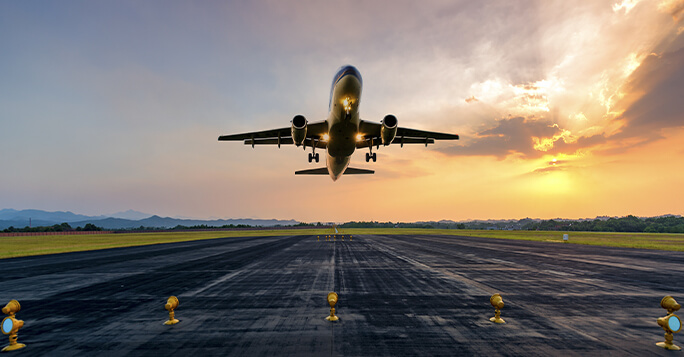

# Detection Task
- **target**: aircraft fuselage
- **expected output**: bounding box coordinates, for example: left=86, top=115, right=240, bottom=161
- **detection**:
left=325, top=65, right=363, bottom=181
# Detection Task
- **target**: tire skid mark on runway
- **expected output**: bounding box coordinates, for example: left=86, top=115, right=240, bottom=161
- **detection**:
left=362, top=234, right=684, bottom=354
left=386, top=234, right=676, bottom=294
left=0, top=236, right=262, bottom=282
left=365, top=236, right=611, bottom=349
left=333, top=236, right=486, bottom=356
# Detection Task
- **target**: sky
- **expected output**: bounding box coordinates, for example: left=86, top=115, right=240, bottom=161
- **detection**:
left=1, top=0, right=683, bottom=222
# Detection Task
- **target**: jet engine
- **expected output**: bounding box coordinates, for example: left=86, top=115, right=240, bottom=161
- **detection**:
left=291, top=115, right=307, bottom=146
left=381, top=114, right=398, bottom=146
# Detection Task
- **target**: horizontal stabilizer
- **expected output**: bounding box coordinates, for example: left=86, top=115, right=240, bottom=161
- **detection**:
left=344, top=167, right=374, bottom=174
left=295, top=167, right=375, bottom=175
left=295, top=167, right=329, bottom=175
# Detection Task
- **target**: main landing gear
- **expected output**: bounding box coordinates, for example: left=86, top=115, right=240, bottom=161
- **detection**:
left=308, top=152, right=320, bottom=163
left=365, top=152, right=376, bottom=162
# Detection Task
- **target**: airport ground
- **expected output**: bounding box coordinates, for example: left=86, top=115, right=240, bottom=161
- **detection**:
left=2, top=228, right=683, bottom=260
left=0, top=233, right=683, bottom=356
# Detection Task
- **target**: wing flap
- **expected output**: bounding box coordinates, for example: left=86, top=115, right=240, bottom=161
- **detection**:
left=219, top=127, right=290, bottom=141
left=357, top=119, right=459, bottom=148
left=356, top=137, right=435, bottom=148
left=243, top=137, right=295, bottom=145
left=219, top=120, right=329, bottom=141
left=396, top=127, right=459, bottom=140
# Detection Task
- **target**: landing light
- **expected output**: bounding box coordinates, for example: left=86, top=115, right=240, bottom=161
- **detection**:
left=343, top=97, right=352, bottom=113
left=322, top=134, right=330, bottom=142
left=356, top=134, right=364, bottom=142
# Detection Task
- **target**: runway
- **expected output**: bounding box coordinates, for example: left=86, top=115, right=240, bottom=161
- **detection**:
left=1, top=234, right=683, bottom=356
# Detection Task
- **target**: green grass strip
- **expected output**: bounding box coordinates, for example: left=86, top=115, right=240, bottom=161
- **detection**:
left=1, top=228, right=683, bottom=259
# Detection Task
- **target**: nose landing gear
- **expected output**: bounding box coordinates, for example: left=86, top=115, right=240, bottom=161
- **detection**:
left=308, top=153, right=320, bottom=163
left=365, top=152, right=376, bottom=162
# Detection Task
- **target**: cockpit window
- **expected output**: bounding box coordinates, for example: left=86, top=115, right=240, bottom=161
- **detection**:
left=329, top=65, right=362, bottom=111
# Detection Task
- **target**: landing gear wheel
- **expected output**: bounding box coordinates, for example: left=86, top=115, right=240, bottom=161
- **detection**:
left=315, top=153, right=320, bottom=163
left=365, top=153, right=370, bottom=162
left=308, top=153, right=313, bottom=163
left=372, top=153, right=377, bottom=162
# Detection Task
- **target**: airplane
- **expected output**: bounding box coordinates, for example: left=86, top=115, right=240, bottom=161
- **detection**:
left=218, top=65, right=459, bottom=181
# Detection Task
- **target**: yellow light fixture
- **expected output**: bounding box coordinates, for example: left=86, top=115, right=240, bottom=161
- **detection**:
left=326, top=292, right=339, bottom=322
left=356, top=134, right=364, bottom=142
left=322, top=134, right=330, bottom=141
left=164, top=296, right=180, bottom=325
left=489, top=293, right=506, bottom=324
left=1, top=300, right=25, bottom=352
left=657, top=295, right=682, bottom=350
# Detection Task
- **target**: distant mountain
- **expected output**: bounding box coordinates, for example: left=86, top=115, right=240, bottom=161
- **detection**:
left=0, top=209, right=299, bottom=230
left=0, top=209, right=105, bottom=224
left=69, top=216, right=300, bottom=229
left=107, top=210, right=152, bottom=220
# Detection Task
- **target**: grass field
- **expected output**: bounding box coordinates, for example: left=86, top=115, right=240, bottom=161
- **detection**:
left=1, top=228, right=683, bottom=259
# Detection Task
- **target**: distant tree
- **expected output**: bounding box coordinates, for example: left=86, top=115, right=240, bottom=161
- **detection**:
left=82, top=223, right=102, bottom=231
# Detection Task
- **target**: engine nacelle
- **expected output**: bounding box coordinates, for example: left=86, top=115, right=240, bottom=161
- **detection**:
left=291, top=115, right=307, bottom=146
left=381, top=114, right=398, bottom=146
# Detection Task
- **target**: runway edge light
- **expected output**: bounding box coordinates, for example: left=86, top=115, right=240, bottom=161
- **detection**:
left=1, top=300, right=26, bottom=352
left=656, top=295, right=681, bottom=350
left=326, top=292, right=339, bottom=322
left=489, top=294, right=506, bottom=324
left=164, top=296, right=180, bottom=325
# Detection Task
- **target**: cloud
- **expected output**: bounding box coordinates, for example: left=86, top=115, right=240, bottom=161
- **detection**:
left=439, top=116, right=565, bottom=159
left=610, top=34, right=684, bottom=141
left=613, top=0, right=643, bottom=14
left=659, top=0, right=684, bottom=20
left=532, top=165, right=567, bottom=174
left=465, top=96, right=479, bottom=103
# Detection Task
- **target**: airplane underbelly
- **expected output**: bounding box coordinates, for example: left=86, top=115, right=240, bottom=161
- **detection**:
left=326, top=153, right=350, bottom=181
left=327, top=121, right=356, bottom=157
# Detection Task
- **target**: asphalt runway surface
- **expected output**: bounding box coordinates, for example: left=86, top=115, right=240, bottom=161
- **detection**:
left=1, top=234, right=683, bottom=356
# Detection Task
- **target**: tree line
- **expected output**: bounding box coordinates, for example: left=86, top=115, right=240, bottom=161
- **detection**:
left=3, top=215, right=683, bottom=234
left=523, top=215, right=684, bottom=233
left=2, top=222, right=102, bottom=233
left=340, top=215, right=684, bottom=233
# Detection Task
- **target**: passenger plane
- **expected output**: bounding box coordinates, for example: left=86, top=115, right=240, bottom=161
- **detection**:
left=218, top=65, right=459, bottom=181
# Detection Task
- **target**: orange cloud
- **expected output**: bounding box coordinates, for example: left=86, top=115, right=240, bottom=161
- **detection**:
left=658, top=0, right=684, bottom=20
left=465, top=96, right=479, bottom=103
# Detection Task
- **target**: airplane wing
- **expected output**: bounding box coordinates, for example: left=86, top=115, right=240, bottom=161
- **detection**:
left=357, top=120, right=458, bottom=148
left=218, top=121, right=329, bottom=146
